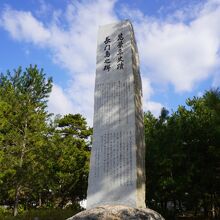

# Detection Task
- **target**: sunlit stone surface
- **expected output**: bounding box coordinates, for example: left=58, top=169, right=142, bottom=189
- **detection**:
left=87, top=20, right=146, bottom=209
left=67, top=205, right=165, bottom=220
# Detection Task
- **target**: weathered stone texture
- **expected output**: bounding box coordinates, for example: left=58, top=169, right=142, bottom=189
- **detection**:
left=66, top=205, right=165, bottom=220
left=86, top=20, right=146, bottom=209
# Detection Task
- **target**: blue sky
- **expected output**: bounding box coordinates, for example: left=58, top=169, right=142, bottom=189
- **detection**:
left=0, top=0, right=219, bottom=125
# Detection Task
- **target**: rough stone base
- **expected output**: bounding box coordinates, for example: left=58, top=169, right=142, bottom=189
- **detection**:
left=66, top=205, right=165, bottom=220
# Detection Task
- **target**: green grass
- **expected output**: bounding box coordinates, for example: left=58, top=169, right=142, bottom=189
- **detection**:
left=0, top=209, right=79, bottom=220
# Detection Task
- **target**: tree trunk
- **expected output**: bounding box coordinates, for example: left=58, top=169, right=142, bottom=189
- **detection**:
left=211, top=193, right=216, bottom=219
left=13, top=119, right=27, bottom=216
left=13, top=185, right=20, bottom=216
left=178, top=200, right=183, bottom=212
left=203, top=197, right=208, bottom=217
left=38, top=193, right=42, bottom=207
left=194, top=204, right=198, bottom=217
left=173, top=198, right=176, bottom=213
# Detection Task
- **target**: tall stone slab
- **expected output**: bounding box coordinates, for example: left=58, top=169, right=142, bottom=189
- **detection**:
left=87, top=20, right=145, bottom=209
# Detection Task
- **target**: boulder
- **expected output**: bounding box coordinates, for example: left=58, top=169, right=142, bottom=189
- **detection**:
left=66, top=205, right=165, bottom=220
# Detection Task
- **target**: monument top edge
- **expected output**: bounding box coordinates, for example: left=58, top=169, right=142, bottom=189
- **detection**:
left=98, top=19, right=133, bottom=29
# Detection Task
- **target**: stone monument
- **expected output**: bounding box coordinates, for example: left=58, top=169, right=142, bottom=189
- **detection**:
left=67, top=20, right=164, bottom=220
left=87, top=20, right=145, bottom=209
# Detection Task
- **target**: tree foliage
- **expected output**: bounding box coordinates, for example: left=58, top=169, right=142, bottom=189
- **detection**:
left=0, top=65, right=219, bottom=219
left=145, top=89, right=220, bottom=219
left=0, top=66, right=92, bottom=216
left=0, top=65, right=52, bottom=215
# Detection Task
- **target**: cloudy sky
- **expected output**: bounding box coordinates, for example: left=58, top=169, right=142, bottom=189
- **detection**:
left=0, top=0, right=219, bottom=125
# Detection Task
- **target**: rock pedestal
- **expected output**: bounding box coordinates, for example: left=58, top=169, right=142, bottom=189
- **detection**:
left=66, top=205, right=165, bottom=220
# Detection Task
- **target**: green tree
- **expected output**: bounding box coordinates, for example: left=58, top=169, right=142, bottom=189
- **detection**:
left=47, top=114, right=92, bottom=208
left=0, top=65, right=52, bottom=216
left=184, top=89, right=220, bottom=217
left=145, top=89, right=220, bottom=219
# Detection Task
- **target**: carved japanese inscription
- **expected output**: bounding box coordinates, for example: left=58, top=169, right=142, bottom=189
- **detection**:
left=87, top=20, right=145, bottom=209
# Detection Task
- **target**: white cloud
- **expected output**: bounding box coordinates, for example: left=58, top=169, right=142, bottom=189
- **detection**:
left=141, top=76, right=162, bottom=116
left=0, top=0, right=118, bottom=124
left=123, top=0, right=220, bottom=92
left=144, top=101, right=163, bottom=117
left=48, top=84, right=75, bottom=116
left=212, top=72, right=220, bottom=88
left=35, top=0, right=52, bottom=17
left=35, top=0, right=118, bottom=74
left=48, top=80, right=95, bottom=125
left=2, top=0, right=219, bottom=122
left=66, top=73, right=96, bottom=125
left=0, top=6, right=50, bottom=44
left=142, top=76, right=153, bottom=100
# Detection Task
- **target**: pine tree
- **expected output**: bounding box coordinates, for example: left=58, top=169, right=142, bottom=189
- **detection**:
left=0, top=65, right=52, bottom=216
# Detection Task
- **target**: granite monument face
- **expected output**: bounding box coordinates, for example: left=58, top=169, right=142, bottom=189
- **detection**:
left=87, top=20, right=145, bottom=209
